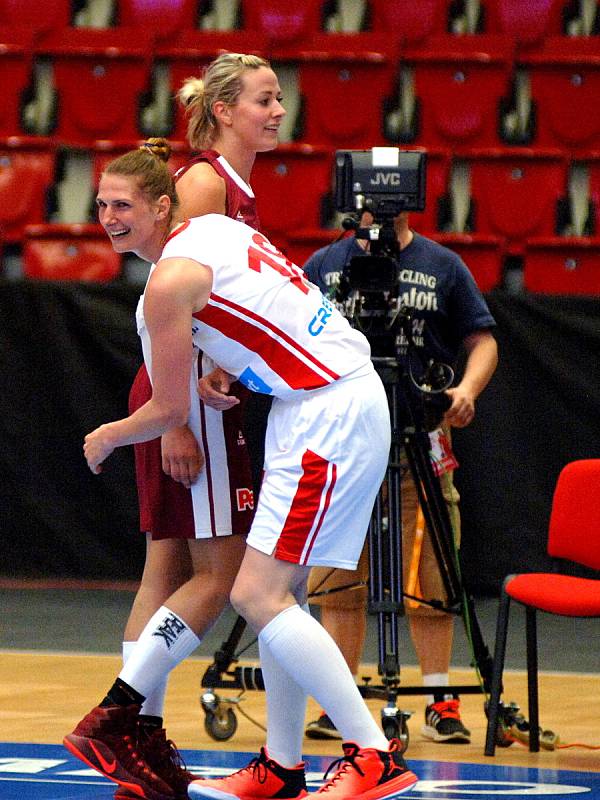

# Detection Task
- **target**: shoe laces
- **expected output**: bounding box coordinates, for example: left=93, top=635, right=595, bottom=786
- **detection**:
left=430, top=700, right=460, bottom=720
left=230, top=749, right=272, bottom=786
left=320, top=743, right=365, bottom=791
left=141, top=728, right=190, bottom=781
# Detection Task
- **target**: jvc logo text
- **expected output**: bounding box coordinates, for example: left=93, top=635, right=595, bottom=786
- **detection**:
left=370, top=172, right=401, bottom=186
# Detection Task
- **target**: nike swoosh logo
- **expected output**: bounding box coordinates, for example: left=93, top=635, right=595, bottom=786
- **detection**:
left=89, top=740, right=118, bottom=774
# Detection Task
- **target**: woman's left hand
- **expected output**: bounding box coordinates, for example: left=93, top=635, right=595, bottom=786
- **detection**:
left=84, top=424, right=116, bottom=474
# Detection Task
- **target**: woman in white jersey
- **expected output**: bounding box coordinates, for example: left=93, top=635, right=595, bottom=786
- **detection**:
left=65, top=55, right=286, bottom=800
left=66, top=142, right=418, bottom=800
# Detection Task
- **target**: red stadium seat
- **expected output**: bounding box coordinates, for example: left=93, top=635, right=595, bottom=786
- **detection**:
left=408, top=147, right=452, bottom=233
left=0, top=26, right=35, bottom=138
left=522, top=236, right=600, bottom=294
left=405, top=34, right=515, bottom=148
left=482, top=0, right=564, bottom=50
left=0, top=0, right=71, bottom=42
left=22, top=223, right=122, bottom=281
left=521, top=36, right=600, bottom=152
left=251, top=143, right=334, bottom=240
left=466, top=147, right=568, bottom=254
left=157, top=30, right=268, bottom=141
left=115, top=0, right=199, bottom=44
left=584, top=151, right=600, bottom=234
left=289, top=34, right=398, bottom=147
left=0, top=136, right=56, bottom=243
left=431, top=232, right=506, bottom=292
left=240, top=0, right=323, bottom=48
left=369, top=0, right=448, bottom=47
left=38, top=28, right=154, bottom=147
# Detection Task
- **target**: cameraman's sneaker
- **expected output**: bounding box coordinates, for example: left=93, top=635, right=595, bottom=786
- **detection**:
left=188, top=747, right=307, bottom=800
left=113, top=724, right=198, bottom=799
left=63, top=704, right=175, bottom=800
left=315, top=739, right=417, bottom=800
left=422, top=699, right=471, bottom=744
left=305, top=713, right=342, bottom=741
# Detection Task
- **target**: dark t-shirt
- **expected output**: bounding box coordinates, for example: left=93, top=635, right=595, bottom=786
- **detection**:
left=303, top=230, right=496, bottom=366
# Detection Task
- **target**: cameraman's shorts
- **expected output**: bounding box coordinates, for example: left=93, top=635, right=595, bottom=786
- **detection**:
left=307, top=447, right=460, bottom=617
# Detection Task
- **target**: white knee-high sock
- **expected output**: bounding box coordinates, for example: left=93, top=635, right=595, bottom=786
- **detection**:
left=123, top=641, right=167, bottom=719
left=258, top=604, right=309, bottom=767
left=259, top=605, right=388, bottom=751
left=119, top=606, right=201, bottom=699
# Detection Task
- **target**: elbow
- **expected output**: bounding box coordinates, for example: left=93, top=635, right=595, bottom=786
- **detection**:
left=158, top=400, right=190, bottom=430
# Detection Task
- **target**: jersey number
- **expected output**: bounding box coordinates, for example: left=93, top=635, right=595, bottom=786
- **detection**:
left=248, top=232, right=310, bottom=295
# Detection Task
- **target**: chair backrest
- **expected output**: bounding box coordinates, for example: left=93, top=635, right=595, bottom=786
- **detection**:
left=548, top=459, right=600, bottom=571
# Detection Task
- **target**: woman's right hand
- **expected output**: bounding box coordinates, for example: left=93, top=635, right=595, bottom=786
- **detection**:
left=198, top=367, right=240, bottom=411
left=161, top=425, right=204, bottom=488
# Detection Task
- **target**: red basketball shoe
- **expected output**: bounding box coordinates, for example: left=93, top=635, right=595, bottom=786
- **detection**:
left=63, top=704, right=175, bottom=800
left=187, top=746, right=307, bottom=800
left=314, top=739, right=418, bottom=800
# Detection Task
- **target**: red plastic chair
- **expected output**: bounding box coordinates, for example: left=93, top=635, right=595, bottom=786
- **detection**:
left=484, top=459, right=600, bottom=756
left=251, top=143, right=334, bottom=240
left=431, top=232, right=506, bottom=292
left=466, top=147, right=568, bottom=254
left=116, top=0, right=199, bottom=44
left=0, top=136, right=56, bottom=243
left=22, top=223, right=122, bottom=281
left=521, top=36, right=600, bottom=152
left=369, top=0, right=448, bottom=47
left=240, top=0, right=323, bottom=48
left=290, top=34, right=398, bottom=147
left=0, top=0, right=71, bottom=42
left=405, top=34, right=515, bottom=148
left=482, top=0, right=564, bottom=51
left=38, top=27, right=154, bottom=147
left=522, top=236, right=600, bottom=295
left=0, top=26, right=35, bottom=137
left=407, top=147, right=452, bottom=233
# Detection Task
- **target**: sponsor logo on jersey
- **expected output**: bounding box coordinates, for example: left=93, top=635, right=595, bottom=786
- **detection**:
left=239, top=367, right=272, bottom=394
left=236, top=488, right=254, bottom=511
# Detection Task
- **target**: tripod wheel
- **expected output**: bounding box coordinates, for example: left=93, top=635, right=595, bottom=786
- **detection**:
left=383, top=716, right=410, bottom=749
left=204, top=707, right=238, bottom=741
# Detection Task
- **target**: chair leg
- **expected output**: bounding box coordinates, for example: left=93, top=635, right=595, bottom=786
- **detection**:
left=484, top=588, right=511, bottom=756
left=525, top=605, right=539, bottom=752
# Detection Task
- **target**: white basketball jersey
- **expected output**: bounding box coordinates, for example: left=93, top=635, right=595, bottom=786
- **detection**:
left=139, top=214, right=372, bottom=400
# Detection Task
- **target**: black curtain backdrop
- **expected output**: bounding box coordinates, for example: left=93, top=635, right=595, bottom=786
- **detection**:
left=1, top=280, right=599, bottom=592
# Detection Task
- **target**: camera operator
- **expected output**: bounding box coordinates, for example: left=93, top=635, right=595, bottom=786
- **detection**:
left=303, top=209, right=498, bottom=745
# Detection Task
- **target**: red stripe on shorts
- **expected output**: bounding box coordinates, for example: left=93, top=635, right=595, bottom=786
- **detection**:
left=275, top=450, right=336, bottom=564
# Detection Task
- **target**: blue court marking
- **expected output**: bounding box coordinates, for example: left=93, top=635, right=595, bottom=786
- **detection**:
left=0, top=742, right=597, bottom=799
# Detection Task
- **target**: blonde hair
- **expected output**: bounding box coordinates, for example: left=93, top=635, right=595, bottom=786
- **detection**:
left=103, top=138, right=179, bottom=224
left=177, top=52, right=271, bottom=149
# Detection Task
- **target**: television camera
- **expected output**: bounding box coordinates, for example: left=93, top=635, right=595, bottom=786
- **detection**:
left=334, top=147, right=452, bottom=428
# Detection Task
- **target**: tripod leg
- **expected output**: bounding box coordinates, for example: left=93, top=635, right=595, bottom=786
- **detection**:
left=201, top=614, right=249, bottom=688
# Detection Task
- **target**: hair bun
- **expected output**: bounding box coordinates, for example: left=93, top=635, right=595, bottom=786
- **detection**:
left=140, top=138, right=172, bottom=163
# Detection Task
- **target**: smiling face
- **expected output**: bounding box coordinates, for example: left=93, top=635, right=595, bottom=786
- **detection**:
left=96, top=173, right=169, bottom=263
left=217, top=66, right=286, bottom=153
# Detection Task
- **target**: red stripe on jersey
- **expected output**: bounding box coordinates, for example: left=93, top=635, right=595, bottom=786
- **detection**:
left=303, top=462, right=337, bottom=564
left=197, top=303, right=338, bottom=390
left=209, top=294, right=339, bottom=380
left=275, top=450, right=333, bottom=563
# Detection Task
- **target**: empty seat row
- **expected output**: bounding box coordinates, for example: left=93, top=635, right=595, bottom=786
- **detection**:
left=3, top=26, right=600, bottom=152
left=5, top=140, right=600, bottom=245
left=1, top=0, right=597, bottom=51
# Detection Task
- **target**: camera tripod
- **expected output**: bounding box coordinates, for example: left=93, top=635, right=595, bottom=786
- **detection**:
left=198, top=362, right=509, bottom=747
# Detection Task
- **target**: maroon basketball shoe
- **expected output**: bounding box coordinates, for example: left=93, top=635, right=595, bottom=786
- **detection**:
left=63, top=703, right=175, bottom=800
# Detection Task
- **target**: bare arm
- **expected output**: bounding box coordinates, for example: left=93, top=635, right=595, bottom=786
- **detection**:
left=444, top=329, right=498, bottom=428
left=158, top=162, right=228, bottom=483
left=84, top=257, right=213, bottom=473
